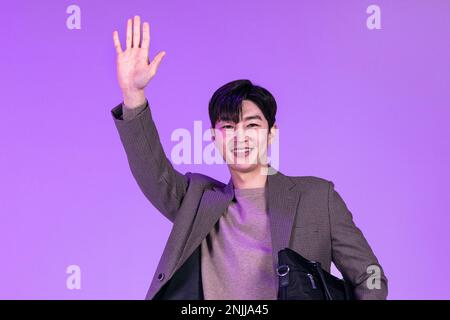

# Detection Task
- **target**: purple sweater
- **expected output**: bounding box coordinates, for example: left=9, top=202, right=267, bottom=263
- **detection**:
left=201, top=185, right=277, bottom=300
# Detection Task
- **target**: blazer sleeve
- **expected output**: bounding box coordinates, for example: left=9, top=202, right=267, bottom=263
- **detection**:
left=111, top=99, right=189, bottom=223
left=328, top=181, right=388, bottom=299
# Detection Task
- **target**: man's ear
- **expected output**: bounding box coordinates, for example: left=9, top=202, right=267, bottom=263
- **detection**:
left=210, top=127, right=216, bottom=141
left=268, top=123, right=277, bottom=145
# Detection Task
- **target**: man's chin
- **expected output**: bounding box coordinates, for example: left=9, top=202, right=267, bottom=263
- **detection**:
left=227, top=163, right=259, bottom=173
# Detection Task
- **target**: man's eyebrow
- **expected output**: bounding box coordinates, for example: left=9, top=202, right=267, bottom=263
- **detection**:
left=242, top=114, right=263, bottom=121
left=217, top=114, right=263, bottom=124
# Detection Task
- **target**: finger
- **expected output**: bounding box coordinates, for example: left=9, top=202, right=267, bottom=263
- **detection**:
left=126, top=18, right=132, bottom=49
left=149, top=51, right=166, bottom=73
left=113, top=30, right=123, bottom=55
left=133, top=15, right=141, bottom=48
left=142, top=22, right=150, bottom=52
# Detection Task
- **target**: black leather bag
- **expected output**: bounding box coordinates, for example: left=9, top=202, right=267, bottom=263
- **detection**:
left=277, top=248, right=355, bottom=300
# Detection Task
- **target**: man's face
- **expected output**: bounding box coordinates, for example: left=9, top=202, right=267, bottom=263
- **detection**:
left=211, top=99, right=276, bottom=173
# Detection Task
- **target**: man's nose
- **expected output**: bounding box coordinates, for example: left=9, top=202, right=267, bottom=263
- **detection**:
left=234, top=126, right=248, bottom=142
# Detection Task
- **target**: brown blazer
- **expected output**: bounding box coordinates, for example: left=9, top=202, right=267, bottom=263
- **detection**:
left=111, top=101, right=388, bottom=300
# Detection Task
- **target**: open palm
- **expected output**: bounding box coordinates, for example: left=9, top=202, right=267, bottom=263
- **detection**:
left=113, top=16, right=166, bottom=94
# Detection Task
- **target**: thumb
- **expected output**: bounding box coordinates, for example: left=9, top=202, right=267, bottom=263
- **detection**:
left=148, top=51, right=166, bottom=75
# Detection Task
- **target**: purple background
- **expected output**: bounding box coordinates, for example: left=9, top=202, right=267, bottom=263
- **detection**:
left=1, top=0, right=449, bottom=299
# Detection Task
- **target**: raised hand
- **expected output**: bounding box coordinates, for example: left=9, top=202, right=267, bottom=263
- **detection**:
left=112, top=15, right=166, bottom=108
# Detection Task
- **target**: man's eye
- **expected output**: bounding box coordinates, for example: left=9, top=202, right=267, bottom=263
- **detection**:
left=222, top=125, right=234, bottom=129
left=247, top=124, right=259, bottom=128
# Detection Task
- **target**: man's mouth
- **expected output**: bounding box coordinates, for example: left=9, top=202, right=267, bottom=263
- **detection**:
left=231, top=147, right=255, bottom=156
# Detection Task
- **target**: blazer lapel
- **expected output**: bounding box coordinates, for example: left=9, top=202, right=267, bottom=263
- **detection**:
left=173, top=166, right=301, bottom=277
left=173, top=178, right=235, bottom=273
left=266, top=168, right=302, bottom=274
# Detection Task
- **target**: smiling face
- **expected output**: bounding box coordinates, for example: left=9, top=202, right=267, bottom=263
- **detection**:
left=211, top=99, right=277, bottom=173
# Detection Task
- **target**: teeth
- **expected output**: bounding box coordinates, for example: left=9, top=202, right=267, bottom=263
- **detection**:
left=232, top=148, right=253, bottom=153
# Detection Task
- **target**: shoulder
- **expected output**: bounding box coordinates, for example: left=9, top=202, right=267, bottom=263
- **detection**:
left=287, top=174, right=334, bottom=193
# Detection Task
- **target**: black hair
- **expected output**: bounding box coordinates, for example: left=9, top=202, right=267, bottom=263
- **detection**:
left=208, top=79, right=277, bottom=130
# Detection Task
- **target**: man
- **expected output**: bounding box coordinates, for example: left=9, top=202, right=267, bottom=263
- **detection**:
left=111, top=15, right=388, bottom=300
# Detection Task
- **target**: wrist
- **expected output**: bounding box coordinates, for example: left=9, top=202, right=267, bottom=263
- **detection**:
left=122, top=89, right=146, bottom=109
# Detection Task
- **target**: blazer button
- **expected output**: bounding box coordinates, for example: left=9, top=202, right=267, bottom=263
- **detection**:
left=157, top=272, right=165, bottom=281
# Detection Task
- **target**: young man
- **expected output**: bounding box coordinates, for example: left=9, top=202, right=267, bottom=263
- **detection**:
left=111, top=16, right=388, bottom=300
